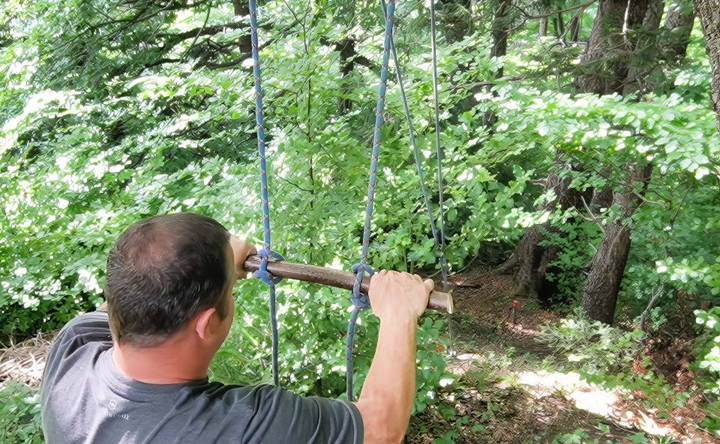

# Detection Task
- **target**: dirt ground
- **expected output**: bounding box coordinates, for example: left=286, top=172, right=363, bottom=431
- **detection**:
left=406, top=268, right=718, bottom=443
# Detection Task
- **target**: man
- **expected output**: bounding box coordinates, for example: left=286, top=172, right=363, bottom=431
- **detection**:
left=41, top=213, right=433, bottom=443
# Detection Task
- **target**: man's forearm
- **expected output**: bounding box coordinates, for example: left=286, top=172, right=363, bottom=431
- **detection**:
left=357, top=316, right=417, bottom=442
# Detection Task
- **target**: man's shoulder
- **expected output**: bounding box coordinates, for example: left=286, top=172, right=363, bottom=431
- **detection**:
left=42, top=311, right=112, bottom=393
left=63, top=310, right=110, bottom=331
left=51, top=311, right=112, bottom=354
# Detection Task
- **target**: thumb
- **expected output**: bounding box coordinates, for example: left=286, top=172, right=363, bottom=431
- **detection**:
left=423, top=279, right=434, bottom=295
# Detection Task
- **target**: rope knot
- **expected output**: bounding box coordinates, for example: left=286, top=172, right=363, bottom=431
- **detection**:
left=254, top=248, right=285, bottom=286
left=350, top=263, right=374, bottom=309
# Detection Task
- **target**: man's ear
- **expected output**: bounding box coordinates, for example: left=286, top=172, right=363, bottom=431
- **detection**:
left=194, top=307, right=218, bottom=341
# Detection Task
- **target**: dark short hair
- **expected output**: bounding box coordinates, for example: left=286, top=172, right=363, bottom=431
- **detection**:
left=106, top=213, right=231, bottom=346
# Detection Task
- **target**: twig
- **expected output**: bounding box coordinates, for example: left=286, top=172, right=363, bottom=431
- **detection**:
left=514, top=0, right=597, bottom=20
left=182, top=2, right=213, bottom=61
left=276, top=175, right=314, bottom=193
left=509, top=0, right=597, bottom=33
left=580, top=195, right=606, bottom=234
left=450, top=75, right=527, bottom=90
left=639, top=285, right=664, bottom=332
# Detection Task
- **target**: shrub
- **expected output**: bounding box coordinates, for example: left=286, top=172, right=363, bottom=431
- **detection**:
left=0, top=383, right=42, bottom=444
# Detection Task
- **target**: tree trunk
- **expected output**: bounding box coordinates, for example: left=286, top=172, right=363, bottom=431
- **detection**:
left=568, top=14, right=581, bottom=41
left=440, top=0, right=475, bottom=42
left=553, top=13, right=565, bottom=38
left=582, top=164, right=653, bottom=323
left=491, top=0, right=512, bottom=77
left=694, top=0, right=720, bottom=132
left=540, top=17, right=549, bottom=36
left=581, top=222, right=632, bottom=323
left=513, top=0, right=657, bottom=310
left=231, top=0, right=252, bottom=54
left=623, top=0, right=665, bottom=95
left=513, top=170, right=587, bottom=301
left=664, top=0, right=695, bottom=63
left=590, top=187, right=614, bottom=212
left=546, top=0, right=652, bottom=323
left=576, top=0, right=652, bottom=94
left=483, top=0, right=512, bottom=127
left=338, top=38, right=357, bottom=114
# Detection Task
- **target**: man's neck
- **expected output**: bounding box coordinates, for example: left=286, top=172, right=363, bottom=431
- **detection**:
left=112, top=336, right=212, bottom=384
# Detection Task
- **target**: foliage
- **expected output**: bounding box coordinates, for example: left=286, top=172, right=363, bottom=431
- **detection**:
left=695, top=307, right=720, bottom=394
left=541, top=220, right=601, bottom=306
left=539, top=314, right=645, bottom=376
left=539, top=313, right=711, bottom=431
left=0, top=383, right=42, bottom=444
left=2, top=0, right=720, bottom=439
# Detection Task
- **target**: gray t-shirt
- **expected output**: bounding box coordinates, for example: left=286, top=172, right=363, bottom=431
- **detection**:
left=40, top=311, right=363, bottom=443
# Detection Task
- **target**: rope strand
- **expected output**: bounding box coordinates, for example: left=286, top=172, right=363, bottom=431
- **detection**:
left=430, top=0, right=449, bottom=291
left=381, top=0, right=449, bottom=282
left=346, top=0, right=396, bottom=402
left=248, top=0, right=280, bottom=387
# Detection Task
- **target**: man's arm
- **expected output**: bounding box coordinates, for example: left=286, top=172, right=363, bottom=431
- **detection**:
left=355, top=270, right=433, bottom=443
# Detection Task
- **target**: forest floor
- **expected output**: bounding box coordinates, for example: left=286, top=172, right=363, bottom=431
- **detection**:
left=406, top=268, right=716, bottom=444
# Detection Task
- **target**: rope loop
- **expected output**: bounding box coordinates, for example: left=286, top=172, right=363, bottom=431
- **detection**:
left=254, top=248, right=285, bottom=286
left=350, top=263, right=375, bottom=309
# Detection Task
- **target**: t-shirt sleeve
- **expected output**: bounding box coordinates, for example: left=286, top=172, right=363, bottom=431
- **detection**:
left=238, top=385, right=363, bottom=444
left=50, top=310, right=112, bottom=353
left=41, top=311, right=112, bottom=385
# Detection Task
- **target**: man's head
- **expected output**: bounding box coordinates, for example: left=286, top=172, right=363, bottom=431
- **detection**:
left=106, top=213, right=234, bottom=347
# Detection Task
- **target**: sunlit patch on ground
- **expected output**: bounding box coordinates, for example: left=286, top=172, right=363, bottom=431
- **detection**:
left=512, top=369, right=680, bottom=438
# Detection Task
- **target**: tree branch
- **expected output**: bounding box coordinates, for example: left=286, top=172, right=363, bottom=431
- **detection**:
left=514, top=0, right=597, bottom=20
left=508, top=0, right=597, bottom=33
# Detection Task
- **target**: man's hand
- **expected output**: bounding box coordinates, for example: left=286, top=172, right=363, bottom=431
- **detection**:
left=229, top=235, right=256, bottom=280
left=356, top=271, right=433, bottom=443
left=368, top=270, right=434, bottom=323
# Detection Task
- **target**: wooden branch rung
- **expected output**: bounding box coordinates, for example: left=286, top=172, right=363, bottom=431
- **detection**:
left=243, top=255, right=453, bottom=314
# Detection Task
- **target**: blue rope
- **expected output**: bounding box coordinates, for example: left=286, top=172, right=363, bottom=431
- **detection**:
left=248, top=0, right=281, bottom=387
left=346, top=0, right=395, bottom=402
left=380, top=0, right=450, bottom=287
left=429, top=0, right=450, bottom=291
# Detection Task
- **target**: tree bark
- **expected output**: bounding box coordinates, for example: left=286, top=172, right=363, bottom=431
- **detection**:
left=568, top=14, right=581, bottom=41
left=623, top=0, right=665, bottom=95
left=581, top=164, right=653, bottom=323
left=440, top=0, right=475, bottom=42
left=491, top=0, right=512, bottom=78
left=694, top=0, right=720, bottom=132
left=576, top=0, right=652, bottom=94
left=338, top=38, right=357, bottom=114
left=553, top=12, right=565, bottom=38
left=664, top=0, right=695, bottom=63
left=540, top=17, right=549, bottom=36
left=590, top=187, right=614, bottom=212
left=513, top=169, right=587, bottom=301
left=231, top=0, right=252, bottom=54
left=483, top=0, right=513, bottom=127
left=581, top=221, right=632, bottom=323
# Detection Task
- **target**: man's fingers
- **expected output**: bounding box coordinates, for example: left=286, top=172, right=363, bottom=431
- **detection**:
left=423, top=279, right=434, bottom=294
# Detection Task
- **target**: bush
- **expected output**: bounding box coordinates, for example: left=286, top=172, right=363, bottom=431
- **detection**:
left=0, top=383, right=42, bottom=444
left=538, top=313, right=644, bottom=376
left=695, top=307, right=720, bottom=394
